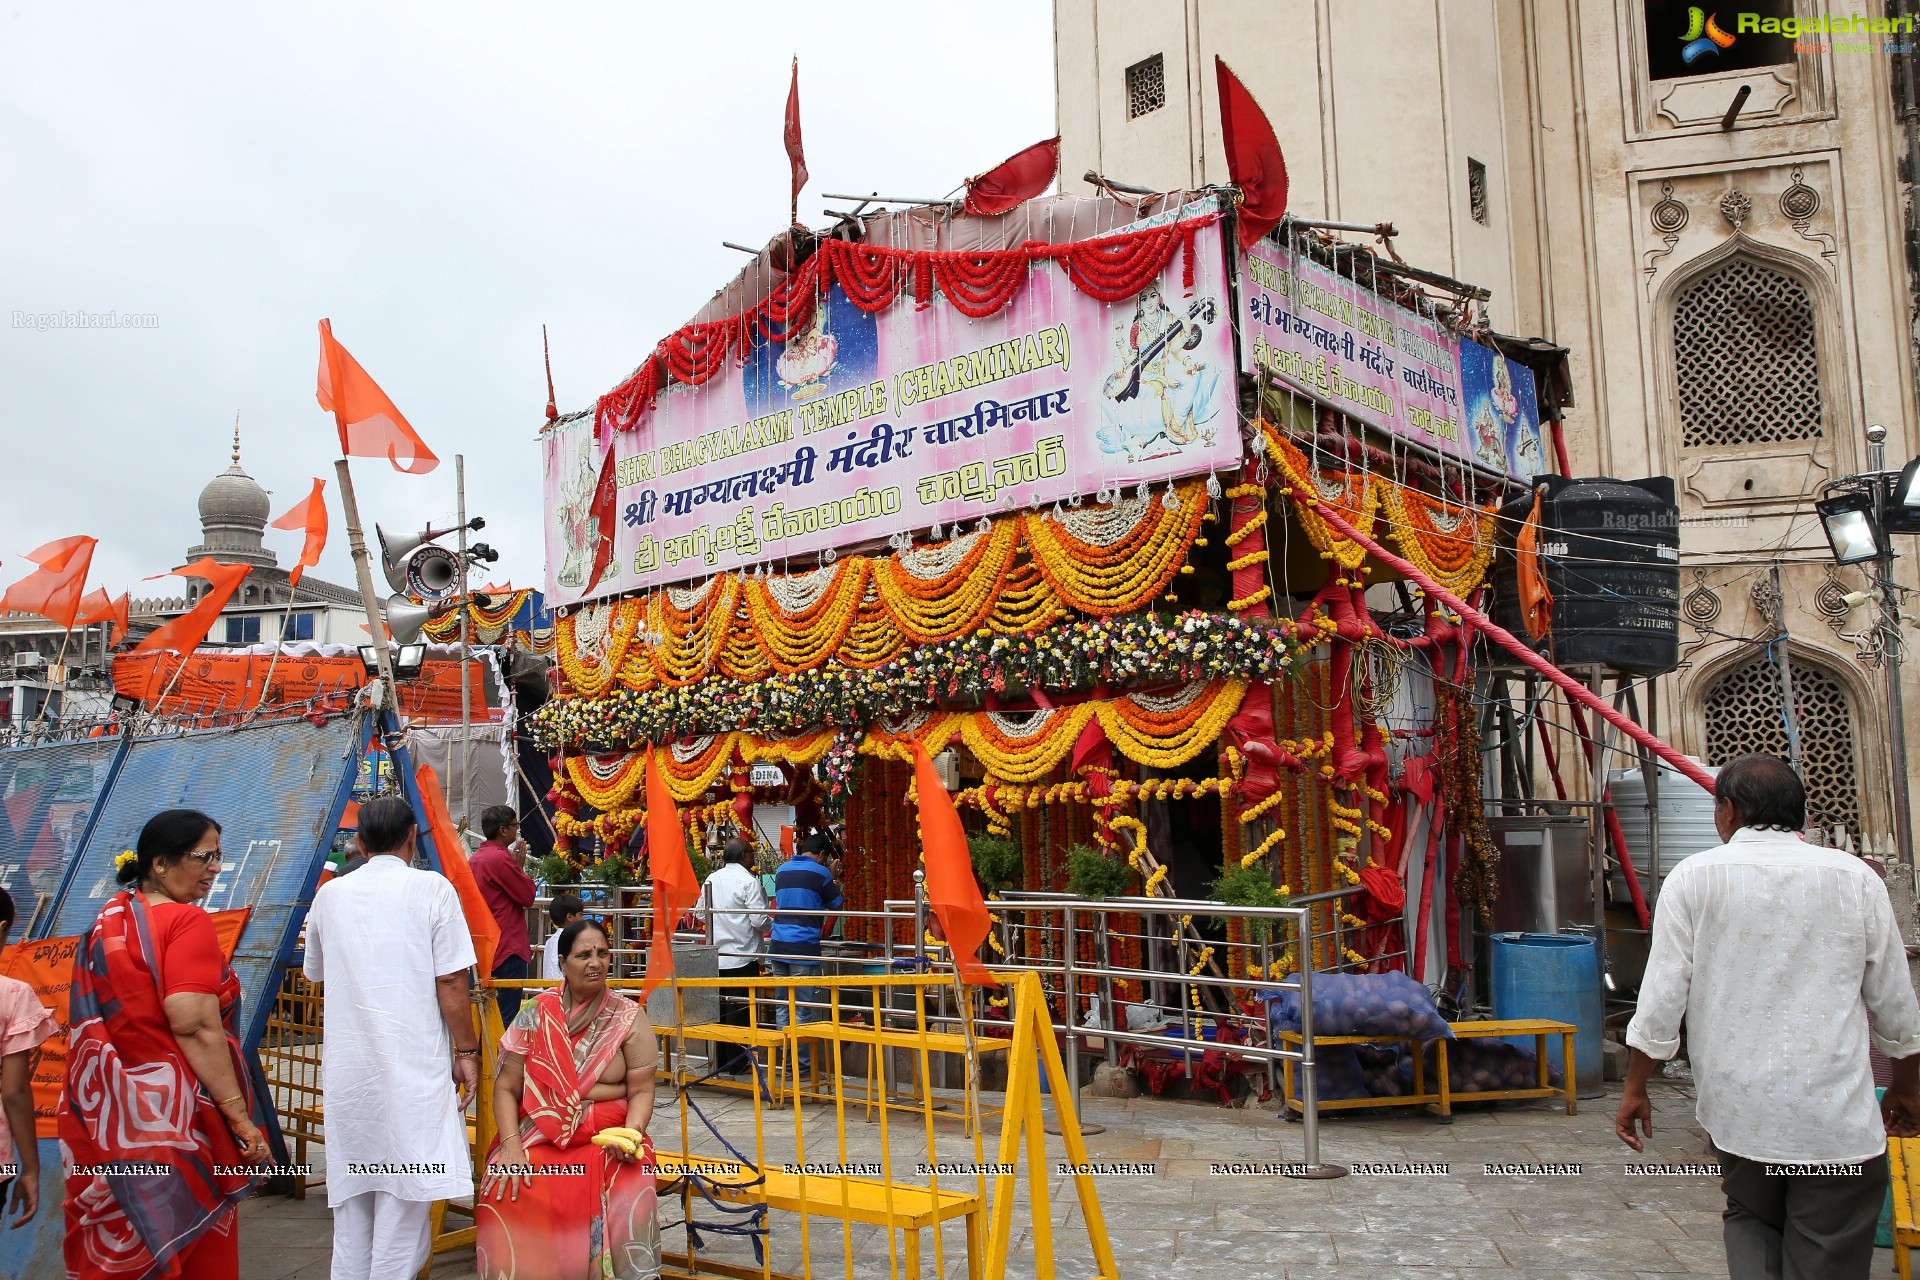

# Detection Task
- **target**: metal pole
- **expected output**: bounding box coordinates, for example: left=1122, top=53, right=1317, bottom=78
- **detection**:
left=456, top=454, right=473, bottom=830
left=1096, top=912, right=1118, bottom=1067
left=1769, top=565, right=1806, bottom=781
left=1063, top=902, right=1080, bottom=1103
left=912, top=869, right=927, bottom=965
left=1879, top=539, right=1916, bottom=871
left=1285, top=933, right=1345, bottom=1179
left=1868, top=428, right=1916, bottom=870
left=333, top=459, right=398, bottom=703
left=1586, top=670, right=1611, bottom=978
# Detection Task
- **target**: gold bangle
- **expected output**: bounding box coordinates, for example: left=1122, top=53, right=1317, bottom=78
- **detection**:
left=216, top=1094, right=244, bottom=1108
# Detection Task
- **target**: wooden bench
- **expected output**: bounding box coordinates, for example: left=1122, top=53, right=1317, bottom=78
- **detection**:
left=1437, top=1019, right=1577, bottom=1116
left=786, top=1024, right=1010, bottom=1137
left=663, top=1021, right=794, bottom=1103
left=1890, top=1135, right=1920, bottom=1279
left=655, top=1148, right=984, bottom=1280
left=1273, top=1032, right=1437, bottom=1115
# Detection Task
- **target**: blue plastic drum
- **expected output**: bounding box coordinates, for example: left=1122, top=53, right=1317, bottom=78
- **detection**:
left=1490, top=932, right=1605, bottom=1098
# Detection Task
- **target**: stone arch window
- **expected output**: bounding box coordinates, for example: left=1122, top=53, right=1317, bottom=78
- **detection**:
left=1701, top=651, right=1861, bottom=839
left=1672, top=256, right=1824, bottom=450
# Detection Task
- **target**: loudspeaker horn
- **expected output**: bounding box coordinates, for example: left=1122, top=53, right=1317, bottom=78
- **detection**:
left=382, top=595, right=435, bottom=645
left=377, top=522, right=461, bottom=592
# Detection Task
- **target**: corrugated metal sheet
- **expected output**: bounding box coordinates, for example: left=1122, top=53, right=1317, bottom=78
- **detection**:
left=0, top=736, right=122, bottom=929
left=47, top=714, right=364, bottom=1045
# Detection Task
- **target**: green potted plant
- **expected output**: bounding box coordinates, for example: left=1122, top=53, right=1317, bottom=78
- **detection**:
left=1065, top=843, right=1135, bottom=898
left=1208, top=862, right=1292, bottom=944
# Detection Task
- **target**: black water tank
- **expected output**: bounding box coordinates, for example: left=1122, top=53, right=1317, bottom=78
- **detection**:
left=1492, top=476, right=1680, bottom=676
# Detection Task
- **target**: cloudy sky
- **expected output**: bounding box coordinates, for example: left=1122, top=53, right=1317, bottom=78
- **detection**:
left=0, top=2, right=1055, bottom=602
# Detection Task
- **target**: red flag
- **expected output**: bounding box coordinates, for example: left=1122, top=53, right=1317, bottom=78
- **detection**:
left=964, top=137, right=1060, bottom=216
left=1215, top=58, right=1289, bottom=250
left=270, top=478, right=329, bottom=587
left=585, top=442, right=620, bottom=593
left=133, top=558, right=251, bottom=654
left=784, top=58, right=808, bottom=218
left=641, top=748, right=700, bottom=999
left=1, top=537, right=95, bottom=630
left=911, top=740, right=998, bottom=986
left=75, top=589, right=130, bottom=648
left=417, top=763, right=501, bottom=980
left=316, top=319, right=439, bottom=475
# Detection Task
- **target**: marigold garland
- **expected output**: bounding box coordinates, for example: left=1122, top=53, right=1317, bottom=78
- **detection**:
left=961, top=704, right=1097, bottom=784
left=553, top=485, right=1221, bottom=694
left=555, top=599, right=645, bottom=700
left=1096, top=680, right=1247, bottom=770
left=871, top=521, right=1020, bottom=644
left=564, top=750, right=651, bottom=811
left=1023, top=481, right=1206, bottom=616
left=648, top=575, right=742, bottom=687
left=744, top=559, right=870, bottom=674
left=1380, top=483, right=1497, bottom=596
left=1266, top=429, right=1380, bottom=570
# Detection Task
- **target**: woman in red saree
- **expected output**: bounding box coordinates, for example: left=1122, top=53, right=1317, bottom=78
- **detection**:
left=479, top=919, right=660, bottom=1280
left=59, top=808, right=271, bottom=1280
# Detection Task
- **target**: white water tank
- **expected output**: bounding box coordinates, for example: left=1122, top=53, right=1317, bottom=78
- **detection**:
left=1608, top=759, right=1721, bottom=884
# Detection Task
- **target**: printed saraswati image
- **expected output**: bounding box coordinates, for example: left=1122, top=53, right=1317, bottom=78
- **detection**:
left=1095, top=278, right=1223, bottom=463
left=554, top=433, right=600, bottom=591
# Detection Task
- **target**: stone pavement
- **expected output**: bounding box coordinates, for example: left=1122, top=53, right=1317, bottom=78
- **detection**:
left=234, top=1075, right=1804, bottom=1279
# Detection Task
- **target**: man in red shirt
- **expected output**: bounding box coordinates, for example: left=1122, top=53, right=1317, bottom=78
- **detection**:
left=470, top=805, right=536, bottom=1024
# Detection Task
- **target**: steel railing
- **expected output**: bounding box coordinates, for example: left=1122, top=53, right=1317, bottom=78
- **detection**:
left=525, top=878, right=1381, bottom=1176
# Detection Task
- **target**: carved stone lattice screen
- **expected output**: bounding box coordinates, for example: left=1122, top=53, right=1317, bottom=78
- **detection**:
left=1702, top=654, right=1861, bottom=837
left=1674, top=258, right=1823, bottom=449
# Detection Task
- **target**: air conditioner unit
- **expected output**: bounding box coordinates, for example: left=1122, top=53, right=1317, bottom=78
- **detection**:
left=12, top=653, right=46, bottom=674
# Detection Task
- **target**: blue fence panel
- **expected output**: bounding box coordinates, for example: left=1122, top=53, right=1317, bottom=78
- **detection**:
left=0, top=736, right=122, bottom=928
left=47, top=714, right=365, bottom=1047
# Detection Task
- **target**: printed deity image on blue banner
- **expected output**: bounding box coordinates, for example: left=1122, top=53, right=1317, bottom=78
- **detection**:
left=742, top=284, right=881, bottom=417
left=1458, top=341, right=1543, bottom=484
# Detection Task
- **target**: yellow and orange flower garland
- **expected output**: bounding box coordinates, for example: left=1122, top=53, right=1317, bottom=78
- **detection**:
left=551, top=480, right=1209, bottom=695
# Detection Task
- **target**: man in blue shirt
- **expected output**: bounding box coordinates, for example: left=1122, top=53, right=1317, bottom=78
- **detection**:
left=768, top=833, right=844, bottom=1075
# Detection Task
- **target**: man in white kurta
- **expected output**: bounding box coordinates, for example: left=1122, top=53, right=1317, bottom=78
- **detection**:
left=306, top=795, right=479, bottom=1280
left=1617, top=753, right=1920, bottom=1280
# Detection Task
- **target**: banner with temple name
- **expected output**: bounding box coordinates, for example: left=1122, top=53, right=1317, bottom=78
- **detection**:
left=1240, top=240, right=1540, bottom=482
left=544, top=201, right=1240, bottom=605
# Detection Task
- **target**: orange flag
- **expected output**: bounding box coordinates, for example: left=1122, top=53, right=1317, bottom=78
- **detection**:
left=133, top=558, right=251, bottom=654
left=911, top=740, right=999, bottom=986
left=317, top=319, right=439, bottom=474
left=270, top=478, right=329, bottom=587
left=417, top=763, right=500, bottom=979
left=75, top=589, right=130, bottom=647
left=641, top=747, right=700, bottom=999
left=1, top=536, right=96, bottom=629
left=23, top=536, right=94, bottom=571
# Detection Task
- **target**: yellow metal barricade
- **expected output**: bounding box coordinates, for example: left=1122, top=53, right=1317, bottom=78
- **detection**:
left=478, top=969, right=1117, bottom=1280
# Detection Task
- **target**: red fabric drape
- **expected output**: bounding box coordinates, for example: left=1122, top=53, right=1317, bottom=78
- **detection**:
left=1215, top=58, right=1289, bottom=249
left=964, top=137, right=1060, bottom=216
left=593, top=214, right=1220, bottom=435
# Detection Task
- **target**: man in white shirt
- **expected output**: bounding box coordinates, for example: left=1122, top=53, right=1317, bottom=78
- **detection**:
left=703, top=837, right=770, bottom=1073
left=1618, top=754, right=1920, bottom=1279
left=305, top=796, right=480, bottom=1280
left=539, top=891, right=585, bottom=979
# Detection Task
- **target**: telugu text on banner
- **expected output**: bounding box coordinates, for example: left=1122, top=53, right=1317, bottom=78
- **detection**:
left=1241, top=240, right=1541, bottom=483
left=544, top=202, right=1241, bottom=605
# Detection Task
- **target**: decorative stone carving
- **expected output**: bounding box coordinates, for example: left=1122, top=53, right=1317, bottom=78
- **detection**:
left=1816, top=564, right=1851, bottom=632
left=1683, top=569, right=1722, bottom=634
left=1720, top=189, right=1752, bottom=232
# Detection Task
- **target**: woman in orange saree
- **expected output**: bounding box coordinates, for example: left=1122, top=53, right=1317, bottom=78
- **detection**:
left=478, top=919, right=660, bottom=1280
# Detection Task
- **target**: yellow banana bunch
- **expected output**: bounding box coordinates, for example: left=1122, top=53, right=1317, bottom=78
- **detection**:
left=590, top=1126, right=646, bottom=1158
